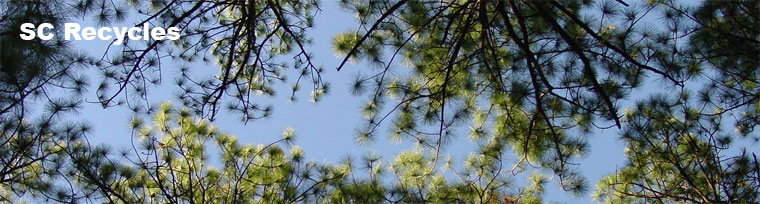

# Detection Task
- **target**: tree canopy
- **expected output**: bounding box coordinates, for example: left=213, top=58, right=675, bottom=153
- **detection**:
left=0, top=0, right=757, bottom=203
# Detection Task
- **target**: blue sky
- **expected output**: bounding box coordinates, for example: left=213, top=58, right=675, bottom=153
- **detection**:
left=68, top=1, right=636, bottom=203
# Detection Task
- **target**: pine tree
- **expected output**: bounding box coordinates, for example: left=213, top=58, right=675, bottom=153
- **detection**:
left=0, top=0, right=757, bottom=203
left=69, top=102, right=548, bottom=203
left=67, top=102, right=327, bottom=203
left=332, top=0, right=677, bottom=196
left=80, top=0, right=327, bottom=121
left=0, top=0, right=93, bottom=202
left=595, top=0, right=760, bottom=202
left=332, top=0, right=758, bottom=202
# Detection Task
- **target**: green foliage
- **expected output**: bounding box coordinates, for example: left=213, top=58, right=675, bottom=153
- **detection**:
left=0, top=0, right=758, bottom=203
left=595, top=95, right=759, bottom=203
left=333, top=0, right=659, bottom=196
left=64, top=103, right=547, bottom=203
left=0, top=0, right=93, bottom=202
left=334, top=0, right=759, bottom=202
left=69, top=102, right=332, bottom=203
left=594, top=0, right=760, bottom=203
left=85, top=0, right=326, bottom=121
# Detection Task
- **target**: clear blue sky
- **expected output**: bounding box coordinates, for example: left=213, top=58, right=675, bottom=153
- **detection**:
left=68, top=1, right=641, bottom=203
